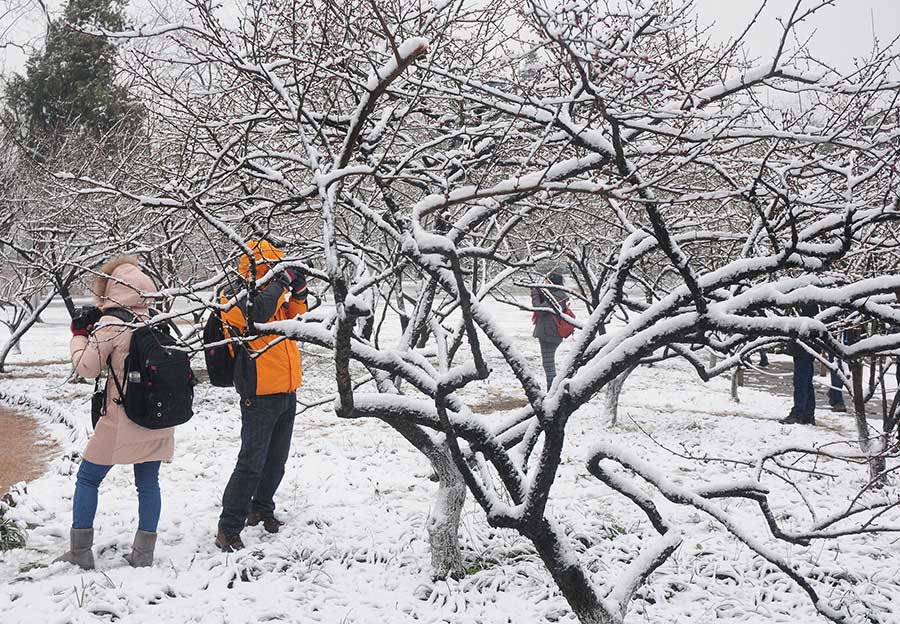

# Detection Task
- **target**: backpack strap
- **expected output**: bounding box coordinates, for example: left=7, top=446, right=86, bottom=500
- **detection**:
left=107, top=354, right=127, bottom=406
left=220, top=312, right=241, bottom=340
left=95, top=355, right=113, bottom=414
left=102, top=308, right=136, bottom=404
left=109, top=306, right=185, bottom=340
left=103, top=307, right=137, bottom=324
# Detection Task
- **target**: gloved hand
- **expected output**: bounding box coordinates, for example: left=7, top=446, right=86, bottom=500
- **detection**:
left=71, top=306, right=102, bottom=337
left=285, top=269, right=308, bottom=300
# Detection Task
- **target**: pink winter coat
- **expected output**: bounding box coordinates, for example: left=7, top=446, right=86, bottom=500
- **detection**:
left=70, top=262, right=175, bottom=465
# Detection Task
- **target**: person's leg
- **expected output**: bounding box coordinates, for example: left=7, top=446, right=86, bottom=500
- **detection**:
left=126, top=461, right=162, bottom=567
left=250, top=393, right=296, bottom=518
left=798, top=355, right=816, bottom=422
left=133, top=461, right=162, bottom=532
left=790, top=354, right=804, bottom=417
left=218, top=396, right=281, bottom=536
left=539, top=339, right=558, bottom=389
left=58, top=460, right=111, bottom=569
left=72, top=460, right=113, bottom=529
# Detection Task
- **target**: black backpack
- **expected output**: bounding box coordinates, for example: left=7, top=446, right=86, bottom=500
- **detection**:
left=105, top=308, right=196, bottom=430
left=203, top=312, right=236, bottom=387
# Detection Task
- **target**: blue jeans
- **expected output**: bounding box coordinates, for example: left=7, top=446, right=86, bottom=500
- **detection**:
left=792, top=354, right=815, bottom=419
left=218, top=393, right=296, bottom=535
left=72, top=459, right=162, bottom=532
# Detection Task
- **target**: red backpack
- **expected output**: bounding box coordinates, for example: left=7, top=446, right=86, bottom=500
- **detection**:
left=531, top=300, right=576, bottom=339
left=553, top=303, right=576, bottom=339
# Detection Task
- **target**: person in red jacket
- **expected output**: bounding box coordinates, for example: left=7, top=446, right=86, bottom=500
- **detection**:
left=216, top=240, right=307, bottom=551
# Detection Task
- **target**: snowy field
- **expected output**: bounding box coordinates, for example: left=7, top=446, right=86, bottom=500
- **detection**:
left=1, top=301, right=898, bottom=624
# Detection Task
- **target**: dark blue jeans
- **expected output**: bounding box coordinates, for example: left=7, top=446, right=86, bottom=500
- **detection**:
left=219, top=392, right=296, bottom=535
left=72, top=459, right=162, bottom=532
left=792, top=354, right=815, bottom=419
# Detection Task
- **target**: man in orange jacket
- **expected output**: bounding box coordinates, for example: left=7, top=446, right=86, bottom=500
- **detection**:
left=216, top=240, right=308, bottom=551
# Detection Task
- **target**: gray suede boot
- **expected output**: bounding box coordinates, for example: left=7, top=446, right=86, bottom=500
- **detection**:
left=54, top=528, right=95, bottom=570
left=125, top=530, right=157, bottom=568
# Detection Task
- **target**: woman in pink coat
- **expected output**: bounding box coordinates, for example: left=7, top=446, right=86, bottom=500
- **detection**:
left=56, top=257, right=174, bottom=569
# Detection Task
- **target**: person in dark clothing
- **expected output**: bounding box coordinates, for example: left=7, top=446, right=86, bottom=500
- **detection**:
left=781, top=302, right=819, bottom=426
left=781, top=349, right=816, bottom=425
left=531, top=271, right=567, bottom=389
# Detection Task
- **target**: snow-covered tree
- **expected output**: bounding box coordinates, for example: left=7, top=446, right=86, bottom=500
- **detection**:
left=57, top=0, right=900, bottom=620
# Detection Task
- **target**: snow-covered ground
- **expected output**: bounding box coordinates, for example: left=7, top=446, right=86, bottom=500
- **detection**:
left=1, top=302, right=898, bottom=624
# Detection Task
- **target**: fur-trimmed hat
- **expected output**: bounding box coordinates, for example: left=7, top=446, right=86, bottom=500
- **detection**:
left=92, top=256, right=155, bottom=310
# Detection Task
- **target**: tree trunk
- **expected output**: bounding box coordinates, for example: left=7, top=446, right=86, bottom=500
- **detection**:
left=389, top=422, right=467, bottom=580
left=604, top=365, right=635, bottom=426
left=868, top=453, right=886, bottom=486
left=423, top=438, right=467, bottom=580
left=29, top=291, right=45, bottom=324
left=525, top=517, right=615, bottom=624
left=359, top=315, right=374, bottom=341
left=55, top=280, right=77, bottom=317
left=0, top=292, right=56, bottom=372
left=730, top=366, right=742, bottom=403
left=850, top=360, right=885, bottom=488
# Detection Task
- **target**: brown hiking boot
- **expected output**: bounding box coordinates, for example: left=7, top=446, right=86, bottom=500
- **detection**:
left=215, top=531, right=245, bottom=552
left=246, top=512, right=284, bottom=534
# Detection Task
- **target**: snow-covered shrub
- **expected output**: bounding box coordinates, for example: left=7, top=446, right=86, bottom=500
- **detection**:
left=0, top=503, right=26, bottom=551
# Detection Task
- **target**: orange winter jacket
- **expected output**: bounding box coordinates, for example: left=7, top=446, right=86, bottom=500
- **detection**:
left=221, top=240, right=307, bottom=398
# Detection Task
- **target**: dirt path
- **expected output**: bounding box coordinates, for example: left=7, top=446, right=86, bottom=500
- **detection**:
left=0, top=407, right=60, bottom=495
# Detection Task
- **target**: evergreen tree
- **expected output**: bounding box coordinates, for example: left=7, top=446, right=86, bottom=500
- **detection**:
left=6, top=0, right=139, bottom=148
left=2, top=0, right=142, bottom=328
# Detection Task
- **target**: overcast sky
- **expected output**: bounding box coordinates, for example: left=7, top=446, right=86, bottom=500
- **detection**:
left=1, top=0, right=898, bottom=74
left=694, top=0, right=900, bottom=69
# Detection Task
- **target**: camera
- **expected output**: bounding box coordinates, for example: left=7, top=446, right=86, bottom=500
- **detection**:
left=72, top=305, right=103, bottom=331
